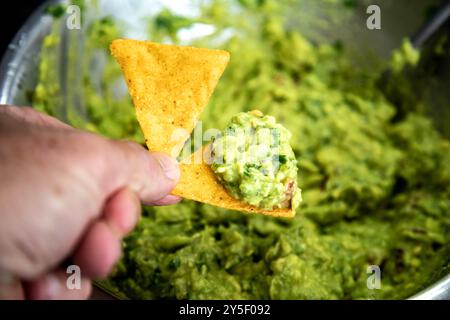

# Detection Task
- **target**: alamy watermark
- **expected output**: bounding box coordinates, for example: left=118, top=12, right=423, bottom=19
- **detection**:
left=366, top=265, right=381, bottom=290
left=66, top=265, right=81, bottom=290
left=366, top=5, right=381, bottom=30
left=66, top=5, right=81, bottom=30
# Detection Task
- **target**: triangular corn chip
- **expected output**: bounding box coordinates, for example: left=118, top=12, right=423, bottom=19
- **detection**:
left=111, top=39, right=294, bottom=217
left=172, top=146, right=294, bottom=217
left=110, top=39, right=230, bottom=157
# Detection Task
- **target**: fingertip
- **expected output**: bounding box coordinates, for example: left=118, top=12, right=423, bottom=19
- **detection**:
left=144, top=194, right=182, bottom=206
left=26, top=271, right=91, bottom=300
left=150, top=152, right=180, bottom=183
left=0, top=276, right=25, bottom=299
left=103, top=188, right=141, bottom=236
left=73, top=221, right=121, bottom=279
left=135, top=152, right=180, bottom=203
left=106, top=142, right=180, bottom=204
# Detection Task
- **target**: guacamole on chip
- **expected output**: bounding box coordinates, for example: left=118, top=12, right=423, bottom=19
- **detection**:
left=211, top=110, right=302, bottom=211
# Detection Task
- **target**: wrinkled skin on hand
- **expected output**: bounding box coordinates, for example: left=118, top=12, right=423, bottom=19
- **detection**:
left=0, top=106, right=180, bottom=299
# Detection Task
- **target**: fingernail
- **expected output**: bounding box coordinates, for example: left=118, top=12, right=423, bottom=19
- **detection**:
left=152, top=153, right=180, bottom=181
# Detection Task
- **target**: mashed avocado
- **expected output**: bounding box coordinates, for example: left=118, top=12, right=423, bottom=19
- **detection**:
left=33, top=0, right=449, bottom=299
left=211, top=110, right=302, bottom=210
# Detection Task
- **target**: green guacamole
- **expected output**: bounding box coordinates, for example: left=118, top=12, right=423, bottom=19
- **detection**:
left=34, top=0, right=449, bottom=299
left=211, top=110, right=302, bottom=210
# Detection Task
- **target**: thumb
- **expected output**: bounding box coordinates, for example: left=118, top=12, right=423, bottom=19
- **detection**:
left=99, top=140, right=180, bottom=204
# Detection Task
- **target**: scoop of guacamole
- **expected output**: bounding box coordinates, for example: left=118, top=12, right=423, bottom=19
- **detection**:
left=211, top=110, right=302, bottom=210
left=33, top=0, right=450, bottom=300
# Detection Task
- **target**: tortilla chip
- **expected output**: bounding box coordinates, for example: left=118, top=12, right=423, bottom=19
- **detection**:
left=111, top=39, right=293, bottom=217
left=172, top=146, right=295, bottom=218
left=110, top=39, right=230, bottom=157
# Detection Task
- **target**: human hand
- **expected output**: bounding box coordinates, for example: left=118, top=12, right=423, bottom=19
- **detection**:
left=0, top=106, right=180, bottom=299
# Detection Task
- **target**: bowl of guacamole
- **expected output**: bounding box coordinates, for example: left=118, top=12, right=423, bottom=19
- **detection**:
left=0, top=0, right=449, bottom=299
